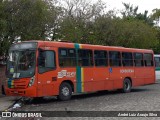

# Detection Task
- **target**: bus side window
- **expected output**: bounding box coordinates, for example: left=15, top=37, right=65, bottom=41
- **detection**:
left=59, top=48, right=76, bottom=67
left=155, top=57, right=160, bottom=67
left=122, top=52, right=133, bottom=67
left=109, top=51, right=121, bottom=67
left=144, top=53, right=153, bottom=66
left=38, top=50, right=56, bottom=73
left=94, top=50, right=108, bottom=66
left=134, top=53, right=143, bottom=67
left=78, top=49, right=93, bottom=66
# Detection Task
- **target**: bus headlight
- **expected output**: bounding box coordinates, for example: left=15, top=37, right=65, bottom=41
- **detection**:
left=28, top=76, right=35, bottom=87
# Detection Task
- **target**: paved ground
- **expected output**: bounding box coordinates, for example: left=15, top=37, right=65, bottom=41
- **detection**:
left=18, top=82, right=160, bottom=111
left=1, top=81, right=160, bottom=119
left=0, top=96, right=20, bottom=111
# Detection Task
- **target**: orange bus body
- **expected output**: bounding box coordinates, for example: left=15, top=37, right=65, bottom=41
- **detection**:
left=5, top=41, right=155, bottom=98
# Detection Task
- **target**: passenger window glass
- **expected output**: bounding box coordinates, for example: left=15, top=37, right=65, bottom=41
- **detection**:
left=60, top=49, right=67, bottom=56
left=78, top=49, right=93, bottom=66
left=109, top=51, right=121, bottom=66
left=134, top=53, right=143, bottom=66
left=155, top=57, right=160, bottom=67
left=144, top=53, right=153, bottom=66
left=38, top=50, right=56, bottom=73
left=94, top=50, right=108, bottom=66
left=46, top=51, right=55, bottom=68
left=59, top=48, right=76, bottom=67
left=122, top=52, right=133, bottom=66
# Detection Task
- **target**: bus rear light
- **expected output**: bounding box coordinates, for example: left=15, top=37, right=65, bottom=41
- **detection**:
left=28, top=76, right=35, bottom=87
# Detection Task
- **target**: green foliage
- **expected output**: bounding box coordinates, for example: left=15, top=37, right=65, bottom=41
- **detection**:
left=121, top=3, right=139, bottom=18
left=4, top=0, right=52, bottom=41
left=89, top=17, right=158, bottom=49
left=59, top=17, right=84, bottom=43
left=0, top=0, right=60, bottom=56
left=0, top=1, right=8, bottom=55
left=121, top=3, right=153, bottom=25
left=115, top=20, right=158, bottom=48
left=151, top=9, right=160, bottom=21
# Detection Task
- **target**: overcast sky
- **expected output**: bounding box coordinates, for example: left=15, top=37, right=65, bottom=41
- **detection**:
left=103, top=0, right=160, bottom=14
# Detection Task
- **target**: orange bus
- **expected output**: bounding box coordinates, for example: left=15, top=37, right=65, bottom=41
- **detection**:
left=5, top=41, right=155, bottom=100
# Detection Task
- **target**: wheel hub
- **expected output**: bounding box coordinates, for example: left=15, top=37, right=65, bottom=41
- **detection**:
left=61, top=87, right=69, bottom=96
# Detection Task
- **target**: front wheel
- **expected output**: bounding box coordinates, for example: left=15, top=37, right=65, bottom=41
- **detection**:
left=58, top=82, right=72, bottom=101
left=122, top=78, right=132, bottom=93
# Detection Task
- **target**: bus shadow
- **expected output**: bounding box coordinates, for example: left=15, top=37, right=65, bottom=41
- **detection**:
left=24, top=88, right=150, bottom=105
left=24, top=96, right=58, bottom=105
left=131, top=88, right=150, bottom=92
left=71, top=88, right=150, bottom=100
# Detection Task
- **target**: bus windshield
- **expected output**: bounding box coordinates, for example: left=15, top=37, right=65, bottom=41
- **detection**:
left=6, top=50, right=36, bottom=79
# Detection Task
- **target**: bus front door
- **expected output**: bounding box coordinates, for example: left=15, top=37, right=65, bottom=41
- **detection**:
left=37, top=47, right=58, bottom=97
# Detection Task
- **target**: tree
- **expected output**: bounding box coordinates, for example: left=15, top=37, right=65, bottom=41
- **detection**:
left=0, top=0, right=61, bottom=56
left=58, top=0, right=106, bottom=43
left=0, top=0, right=8, bottom=56
left=150, top=9, right=160, bottom=53
left=92, top=15, right=158, bottom=49
left=151, top=9, right=160, bottom=26
left=121, top=3, right=138, bottom=18
left=115, top=20, right=158, bottom=48
left=121, top=3, right=153, bottom=25
left=2, top=0, right=61, bottom=41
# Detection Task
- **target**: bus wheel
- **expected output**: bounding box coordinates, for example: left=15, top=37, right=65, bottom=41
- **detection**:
left=2, top=85, right=5, bottom=95
left=58, top=82, right=72, bottom=101
left=122, top=78, right=132, bottom=93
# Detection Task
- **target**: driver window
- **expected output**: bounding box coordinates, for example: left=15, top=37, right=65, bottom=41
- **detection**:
left=38, top=50, right=56, bottom=73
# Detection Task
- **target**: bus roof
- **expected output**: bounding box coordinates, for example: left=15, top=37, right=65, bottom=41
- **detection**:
left=154, top=54, right=160, bottom=57
left=22, top=40, right=153, bottom=53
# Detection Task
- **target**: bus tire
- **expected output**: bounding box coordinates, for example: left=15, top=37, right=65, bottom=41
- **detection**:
left=2, top=85, right=5, bottom=95
left=58, top=82, right=72, bottom=101
left=122, top=78, right=132, bottom=93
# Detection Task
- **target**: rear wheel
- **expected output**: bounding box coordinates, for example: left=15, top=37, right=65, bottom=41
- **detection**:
left=58, top=82, right=72, bottom=101
left=122, top=78, right=132, bottom=93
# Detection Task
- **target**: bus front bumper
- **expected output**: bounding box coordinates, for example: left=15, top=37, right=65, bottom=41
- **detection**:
left=5, top=86, right=37, bottom=97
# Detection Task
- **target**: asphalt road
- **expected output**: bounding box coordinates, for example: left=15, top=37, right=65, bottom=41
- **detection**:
left=5, top=81, right=160, bottom=120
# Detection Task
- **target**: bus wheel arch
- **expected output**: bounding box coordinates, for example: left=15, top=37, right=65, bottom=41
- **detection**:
left=58, top=80, right=74, bottom=101
left=122, top=77, right=132, bottom=93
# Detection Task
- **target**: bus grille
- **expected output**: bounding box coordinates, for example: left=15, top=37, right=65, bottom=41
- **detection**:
left=11, top=81, right=28, bottom=89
